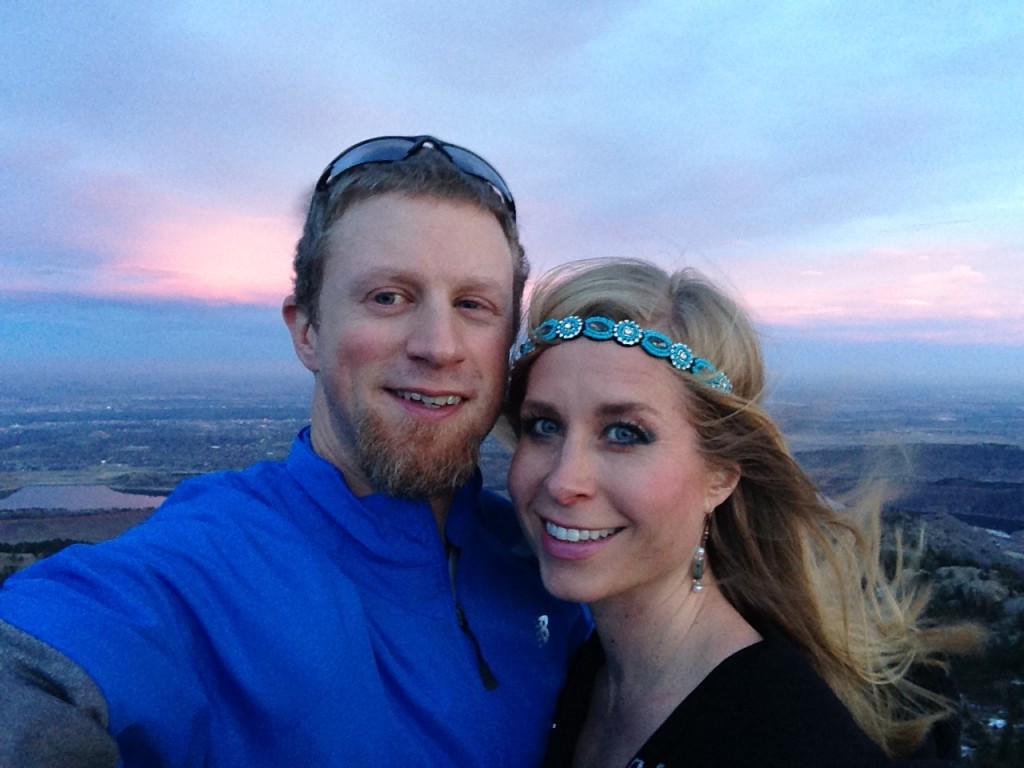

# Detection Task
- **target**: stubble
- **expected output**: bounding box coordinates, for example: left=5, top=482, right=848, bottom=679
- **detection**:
left=354, top=409, right=487, bottom=499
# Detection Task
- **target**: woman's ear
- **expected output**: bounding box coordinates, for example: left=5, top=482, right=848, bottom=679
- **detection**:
left=707, top=464, right=740, bottom=509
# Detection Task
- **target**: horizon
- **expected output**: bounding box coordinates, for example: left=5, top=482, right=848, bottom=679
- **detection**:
left=2, top=3, right=1022, bottom=382
left=4, top=341, right=1023, bottom=403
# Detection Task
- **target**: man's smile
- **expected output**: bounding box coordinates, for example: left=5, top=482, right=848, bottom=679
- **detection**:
left=394, top=390, right=464, bottom=408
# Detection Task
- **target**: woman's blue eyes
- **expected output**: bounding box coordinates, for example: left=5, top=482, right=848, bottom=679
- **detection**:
left=522, top=417, right=652, bottom=446
left=525, top=417, right=559, bottom=437
left=606, top=423, right=651, bottom=445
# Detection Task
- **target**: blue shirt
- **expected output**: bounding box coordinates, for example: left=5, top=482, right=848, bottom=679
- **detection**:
left=0, top=428, right=587, bottom=766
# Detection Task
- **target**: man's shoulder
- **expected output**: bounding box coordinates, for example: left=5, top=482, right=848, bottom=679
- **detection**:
left=473, top=487, right=513, bottom=520
left=161, top=458, right=294, bottom=513
left=158, top=427, right=323, bottom=507
left=465, top=488, right=532, bottom=556
left=73, top=456, right=320, bottom=568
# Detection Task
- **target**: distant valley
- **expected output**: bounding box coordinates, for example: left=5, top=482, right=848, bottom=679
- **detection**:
left=3, top=373, right=1018, bottom=572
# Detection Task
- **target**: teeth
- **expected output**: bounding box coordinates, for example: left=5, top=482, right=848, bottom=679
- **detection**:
left=545, top=521, right=621, bottom=542
left=398, top=391, right=462, bottom=408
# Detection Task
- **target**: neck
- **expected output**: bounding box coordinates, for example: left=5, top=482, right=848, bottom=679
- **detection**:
left=575, top=578, right=761, bottom=768
left=429, top=496, right=452, bottom=534
left=593, top=579, right=752, bottom=694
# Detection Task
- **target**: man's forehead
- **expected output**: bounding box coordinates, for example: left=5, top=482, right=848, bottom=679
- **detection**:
left=323, top=195, right=515, bottom=286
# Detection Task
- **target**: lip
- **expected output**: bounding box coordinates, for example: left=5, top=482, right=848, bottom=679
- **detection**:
left=538, top=516, right=624, bottom=561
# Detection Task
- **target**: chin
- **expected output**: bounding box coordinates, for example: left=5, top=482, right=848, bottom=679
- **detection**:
left=539, top=567, right=601, bottom=605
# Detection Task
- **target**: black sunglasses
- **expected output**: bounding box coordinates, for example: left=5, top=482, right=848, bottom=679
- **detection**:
left=314, top=135, right=516, bottom=219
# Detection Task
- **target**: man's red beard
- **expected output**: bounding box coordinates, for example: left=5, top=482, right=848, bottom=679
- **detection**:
left=353, top=410, right=487, bottom=499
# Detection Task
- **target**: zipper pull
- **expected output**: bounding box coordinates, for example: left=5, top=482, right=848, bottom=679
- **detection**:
left=455, top=603, right=499, bottom=690
left=448, top=542, right=499, bottom=690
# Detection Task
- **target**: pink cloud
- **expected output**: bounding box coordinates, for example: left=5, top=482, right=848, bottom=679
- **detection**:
left=731, top=241, right=1023, bottom=343
left=103, top=208, right=296, bottom=304
left=37, top=171, right=298, bottom=305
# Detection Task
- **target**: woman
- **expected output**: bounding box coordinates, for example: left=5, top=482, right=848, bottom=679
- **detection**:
left=506, top=258, right=975, bottom=767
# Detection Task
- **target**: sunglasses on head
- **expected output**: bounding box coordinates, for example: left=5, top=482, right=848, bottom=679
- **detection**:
left=314, top=135, right=516, bottom=219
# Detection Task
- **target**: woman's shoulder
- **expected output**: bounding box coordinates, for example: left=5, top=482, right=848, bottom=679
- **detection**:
left=638, top=626, right=894, bottom=767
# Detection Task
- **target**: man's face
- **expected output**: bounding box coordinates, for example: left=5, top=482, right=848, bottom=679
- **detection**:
left=286, top=193, right=515, bottom=500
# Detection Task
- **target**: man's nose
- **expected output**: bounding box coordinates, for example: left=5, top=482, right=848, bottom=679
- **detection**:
left=406, top=304, right=465, bottom=367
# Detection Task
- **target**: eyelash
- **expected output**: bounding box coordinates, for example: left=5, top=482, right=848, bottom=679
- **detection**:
left=371, top=291, right=405, bottom=306
left=519, top=416, right=653, bottom=447
left=605, top=422, right=653, bottom=446
left=521, top=415, right=558, bottom=439
left=368, top=292, right=492, bottom=313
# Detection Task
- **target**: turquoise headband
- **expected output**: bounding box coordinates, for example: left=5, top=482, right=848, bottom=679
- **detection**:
left=513, top=315, right=732, bottom=393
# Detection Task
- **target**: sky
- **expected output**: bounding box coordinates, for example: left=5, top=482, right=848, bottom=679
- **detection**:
left=2, top=1, right=1023, bottom=390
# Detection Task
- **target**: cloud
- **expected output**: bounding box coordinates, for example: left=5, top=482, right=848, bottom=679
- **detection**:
left=1, top=145, right=296, bottom=302
left=107, top=206, right=295, bottom=302
left=1, top=0, right=1022, bottom=361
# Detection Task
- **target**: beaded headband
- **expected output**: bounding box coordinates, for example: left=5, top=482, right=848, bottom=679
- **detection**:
left=513, top=315, right=732, bottom=393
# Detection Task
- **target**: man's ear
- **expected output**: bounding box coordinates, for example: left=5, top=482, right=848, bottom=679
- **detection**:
left=707, top=464, right=740, bottom=510
left=282, top=295, right=319, bottom=373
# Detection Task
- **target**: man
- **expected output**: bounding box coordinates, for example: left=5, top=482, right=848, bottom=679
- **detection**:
left=0, top=136, right=587, bottom=766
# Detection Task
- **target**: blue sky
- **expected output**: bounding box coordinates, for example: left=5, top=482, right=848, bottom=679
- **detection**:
left=2, top=1, right=1022, bottom=388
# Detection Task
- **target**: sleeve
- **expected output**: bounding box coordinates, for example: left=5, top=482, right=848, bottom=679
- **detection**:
left=0, top=533, right=213, bottom=763
left=0, top=619, right=120, bottom=768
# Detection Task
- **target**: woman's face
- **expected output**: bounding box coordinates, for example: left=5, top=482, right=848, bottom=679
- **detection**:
left=509, top=339, right=736, bottom=608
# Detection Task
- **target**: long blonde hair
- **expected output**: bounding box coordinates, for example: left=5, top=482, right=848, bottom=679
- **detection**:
left=506, top=257, right=979, bottom=758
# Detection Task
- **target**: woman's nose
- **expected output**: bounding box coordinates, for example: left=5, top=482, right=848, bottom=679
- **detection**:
left=543, top=438, right=595, bottom=505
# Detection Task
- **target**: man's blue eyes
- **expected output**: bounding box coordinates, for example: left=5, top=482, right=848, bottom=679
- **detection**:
left=370, top=294, right=485, bottom=310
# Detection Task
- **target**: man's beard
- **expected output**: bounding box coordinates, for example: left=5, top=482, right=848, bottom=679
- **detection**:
left=354, top=410, right=486, bottom=499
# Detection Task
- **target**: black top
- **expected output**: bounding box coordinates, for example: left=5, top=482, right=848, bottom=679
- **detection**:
left=544, top=626, right=909, bottom=768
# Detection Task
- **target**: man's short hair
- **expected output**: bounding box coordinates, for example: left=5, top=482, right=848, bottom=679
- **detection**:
left=292, top=148, right=528, bottom=331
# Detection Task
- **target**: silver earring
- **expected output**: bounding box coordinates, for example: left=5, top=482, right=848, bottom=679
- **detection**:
left=691, top=515, right=711, bottom=593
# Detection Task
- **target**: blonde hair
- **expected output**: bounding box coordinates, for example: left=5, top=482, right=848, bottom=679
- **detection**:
left=506, top=257, right=980, bottom=758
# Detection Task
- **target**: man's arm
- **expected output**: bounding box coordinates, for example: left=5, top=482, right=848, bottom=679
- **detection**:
left=0, top=619, right=119, bottom=768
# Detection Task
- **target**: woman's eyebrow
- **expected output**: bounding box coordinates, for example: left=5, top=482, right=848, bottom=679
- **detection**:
left=518, top=398, right=558, bottom=415
left=596, top=401, right=658, bottom=418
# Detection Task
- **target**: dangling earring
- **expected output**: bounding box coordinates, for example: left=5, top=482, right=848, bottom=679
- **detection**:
left=691, top=515, right=711, bottom=593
